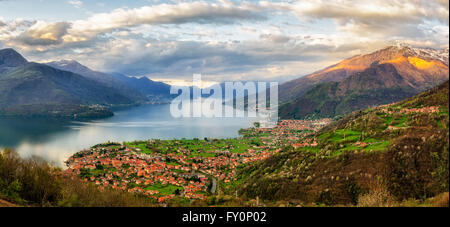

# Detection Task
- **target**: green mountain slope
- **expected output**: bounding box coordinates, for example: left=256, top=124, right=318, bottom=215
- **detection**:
left=236, top=80, right=449, bottom=205
left=0, top=49, right=138, bottom=118
left=0, top=62, right=133, bottom=106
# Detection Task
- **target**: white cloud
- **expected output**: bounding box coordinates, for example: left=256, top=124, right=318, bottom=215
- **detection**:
left=18, top=21, right=71, bottom=46
left=0, top=0, right=448, bottom=82
left=68, top=0, right=83, bottom=8
left=66, top=1, right=265, bottom=41
left=1, top=1, right=267, bottom=47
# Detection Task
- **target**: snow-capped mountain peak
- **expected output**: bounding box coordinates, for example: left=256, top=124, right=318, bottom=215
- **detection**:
left=389, top=42, right=449, bottom=65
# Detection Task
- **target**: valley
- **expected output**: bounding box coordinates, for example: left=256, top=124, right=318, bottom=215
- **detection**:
left=64, top=119, right=330, bottom=205
left=0, top=45, right=448, bottom=207
left=1, top=0, right=449, bottom=217
left=58, top=80, right=449, bottom=206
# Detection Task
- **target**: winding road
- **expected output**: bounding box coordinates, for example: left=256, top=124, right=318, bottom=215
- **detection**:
left=210, top=177, right=217, bottom=194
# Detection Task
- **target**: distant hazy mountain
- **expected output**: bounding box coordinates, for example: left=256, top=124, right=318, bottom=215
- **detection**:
left=46, top=60, right=148, bottom=103
left=279, top=45, right=449, bottom=104
left=0, top=49, right=135, bottom=118
left=279, top=45, right=449, bottom=119
left=109, top=72, right=172, bottom=102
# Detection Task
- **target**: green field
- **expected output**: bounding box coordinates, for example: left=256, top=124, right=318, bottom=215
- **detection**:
left=144, top=183, right=183, bottom=196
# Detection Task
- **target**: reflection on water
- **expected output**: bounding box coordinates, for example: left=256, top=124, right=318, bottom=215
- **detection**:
left=0, top=104, right=260, bottom=167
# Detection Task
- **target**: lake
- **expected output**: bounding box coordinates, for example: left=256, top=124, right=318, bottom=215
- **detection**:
left=0, top=104, right=261, bottom=167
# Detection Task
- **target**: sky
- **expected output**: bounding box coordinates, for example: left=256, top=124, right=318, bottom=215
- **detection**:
left=0, top=0, right=448, bottom=85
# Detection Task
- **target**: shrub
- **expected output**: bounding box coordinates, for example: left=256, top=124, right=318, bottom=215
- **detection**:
left=431, top=192, right=449, bottom=207
left=0, top=149, right=155, bottom=207
left=357, top=182, right=395, bottom=207
left=0, top=149, right=61, bottom=205
left=385, top=135, right=449, bottom=200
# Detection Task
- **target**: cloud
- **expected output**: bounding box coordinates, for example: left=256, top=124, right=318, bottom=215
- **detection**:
left=0, top=0, right=448, bottom=83
left=68, top=0, right=83, bottom=8
left=1, top=1, right=267, bottom=48
left=0, top=18, right=36, bottom=43
left=17, top=21, right=71, bottom=46
left=260, top=0, right=448, bottom=41
left=67, top=33, right=368, bottom=82
left=3, top=1, right=448, bottom=49
left=66, top=1, right=266, bottom=41
left=259, top=34, right=291, bottom=43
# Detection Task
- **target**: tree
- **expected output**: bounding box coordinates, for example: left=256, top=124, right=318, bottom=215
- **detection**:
left=253, top=122, right=261, bottom=128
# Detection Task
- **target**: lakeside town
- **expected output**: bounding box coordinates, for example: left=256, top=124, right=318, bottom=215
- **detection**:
left=64, top=119, right=331, bottom=203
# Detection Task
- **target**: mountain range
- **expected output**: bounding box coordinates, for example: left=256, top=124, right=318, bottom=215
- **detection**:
left=239, top=80, right=449, bottom=205
left=1, top=44, right=449, bottom=119
left=0, top=48, right=171, bottom=118
left=279, top=45, right=449, bottom=119
left=46, top=60, right=172, bottom=103
left=109, top=72, right=172, bottom=103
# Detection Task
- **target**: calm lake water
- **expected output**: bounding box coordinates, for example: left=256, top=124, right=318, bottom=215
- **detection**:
left=0, top=104, right=261, bottom=167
